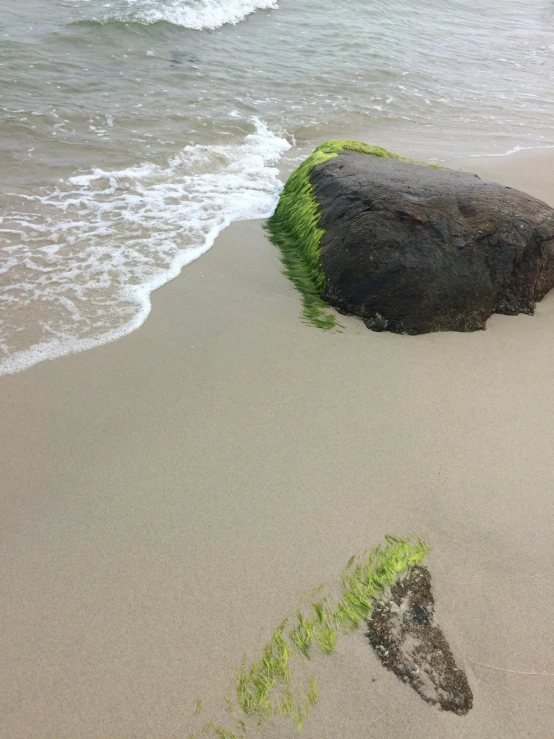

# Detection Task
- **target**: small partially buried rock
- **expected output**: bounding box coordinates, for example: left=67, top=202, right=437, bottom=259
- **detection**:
left=367, top=566, right=473, bottom=715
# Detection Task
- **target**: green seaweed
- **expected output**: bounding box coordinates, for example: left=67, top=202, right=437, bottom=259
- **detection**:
left=196, top=535, right=429, bottom=737
left=289, top=613, right=315, bottom=658
left=235, top=536, right=428, bottom=731
left=265, top=139, right=440, bottom=329
left=307, top=677, right=318, bottom=706
left=236, top=621, right=290, bottom=718
left=264, top=140, right=402, bottom=329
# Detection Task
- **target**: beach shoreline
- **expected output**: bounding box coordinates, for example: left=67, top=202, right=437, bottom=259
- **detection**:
left=1, top=148, right=554, bottom=737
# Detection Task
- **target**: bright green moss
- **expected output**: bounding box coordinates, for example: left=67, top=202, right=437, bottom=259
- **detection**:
left=192, top=535, right=429, bottom=737
left=265, top=139, right=439, bottom=330
left=194, top=535, right=429, bottom=737
left=236, top=535, right=429, bottom=732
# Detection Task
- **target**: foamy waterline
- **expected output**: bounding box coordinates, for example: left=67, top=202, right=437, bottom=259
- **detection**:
left=0, top=119, right=290, bottom=376
left=105, top=0, right=279, bottom=30
left=465, top=144, right=554, bottom=158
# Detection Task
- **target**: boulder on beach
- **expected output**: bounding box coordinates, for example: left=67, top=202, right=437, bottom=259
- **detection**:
left=266, top=140, right=554, bottom=333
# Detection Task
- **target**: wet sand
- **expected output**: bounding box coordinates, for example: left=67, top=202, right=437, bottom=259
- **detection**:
left=1, top=150, right=554, bottom=738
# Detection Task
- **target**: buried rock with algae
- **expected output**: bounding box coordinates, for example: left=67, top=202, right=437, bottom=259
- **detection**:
left=367, top=565, right=473, bottom=715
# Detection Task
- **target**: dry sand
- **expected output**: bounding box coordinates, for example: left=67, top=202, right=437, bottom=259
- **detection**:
left=1, top=149, right=554, bottom=738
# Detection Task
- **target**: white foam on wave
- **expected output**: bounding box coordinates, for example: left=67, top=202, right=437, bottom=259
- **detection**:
left=119, top=0, right=278, bottom=30
left=465, top=143, right=554, bottom=158
left=0, top=118, right=290, bottom=376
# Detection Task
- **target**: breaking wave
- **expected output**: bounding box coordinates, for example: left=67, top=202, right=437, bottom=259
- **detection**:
left=0, top=119, right=290, bottom=375
left=97, top=0, right=279, bottom=30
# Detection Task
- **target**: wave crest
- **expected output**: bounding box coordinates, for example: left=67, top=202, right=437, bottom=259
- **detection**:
left=103, top=0, right=278, bottom=30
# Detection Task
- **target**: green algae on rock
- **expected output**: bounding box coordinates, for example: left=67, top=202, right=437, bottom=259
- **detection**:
left=265, top=140, right=407, bottom=330
left=189, top=535, right=430, bottom=738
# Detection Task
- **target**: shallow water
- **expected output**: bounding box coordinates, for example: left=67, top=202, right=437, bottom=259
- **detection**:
left=2, top=0, right=554, bottom=373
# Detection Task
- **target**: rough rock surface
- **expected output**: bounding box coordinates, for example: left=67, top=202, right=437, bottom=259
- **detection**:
left=367, top=566, right=473, bottom=715
left=311, top=151, right=554, bottom=333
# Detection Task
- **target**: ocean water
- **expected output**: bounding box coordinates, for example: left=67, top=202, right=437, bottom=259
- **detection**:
left=2, top=0, right=554, bottom=374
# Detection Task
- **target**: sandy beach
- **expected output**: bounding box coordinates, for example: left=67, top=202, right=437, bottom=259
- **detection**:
left=1, top=149, right=554, bottom=738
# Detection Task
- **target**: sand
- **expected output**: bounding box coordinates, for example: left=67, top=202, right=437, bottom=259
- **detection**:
left=1, top=149, right=554, bottom=738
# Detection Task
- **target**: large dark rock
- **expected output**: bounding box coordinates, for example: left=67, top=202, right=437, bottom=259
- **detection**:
left=311, top=152, right=554, bottom=333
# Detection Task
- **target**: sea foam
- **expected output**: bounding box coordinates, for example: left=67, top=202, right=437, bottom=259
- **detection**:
left=0, top=119, right=290, bottom=376
left=117, top=0, right=278, bottom=30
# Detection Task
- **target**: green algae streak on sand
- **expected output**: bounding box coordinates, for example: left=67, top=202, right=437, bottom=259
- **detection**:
left=190, top=536, right=430, bottom=738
